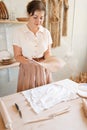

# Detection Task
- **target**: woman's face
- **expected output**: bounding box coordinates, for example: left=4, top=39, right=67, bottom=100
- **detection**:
left=28, top=10, right=45, bottom=28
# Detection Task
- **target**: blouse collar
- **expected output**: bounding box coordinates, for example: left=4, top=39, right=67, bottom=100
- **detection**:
left=24, top=24, right=44, bottom=33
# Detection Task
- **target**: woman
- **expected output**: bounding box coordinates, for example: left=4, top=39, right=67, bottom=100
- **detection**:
left=13, top=0, right=53, bottom=92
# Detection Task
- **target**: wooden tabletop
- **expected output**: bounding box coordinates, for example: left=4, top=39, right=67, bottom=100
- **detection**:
left=0, top=91, right=87, bottom=130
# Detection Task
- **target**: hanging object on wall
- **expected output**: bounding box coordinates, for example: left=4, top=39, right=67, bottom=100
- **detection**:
left=62, top=0, right=69, bottom=36
left=49, top=0, right=62, bottom=47
left=0, top=1, right=9, bottom=19
left=42, top=0, right=46, bottom=27
left=44, top=0, right=69, bottom=48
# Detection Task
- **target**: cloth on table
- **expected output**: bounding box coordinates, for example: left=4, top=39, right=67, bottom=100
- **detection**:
left=22, top=79, right=79, bottom=113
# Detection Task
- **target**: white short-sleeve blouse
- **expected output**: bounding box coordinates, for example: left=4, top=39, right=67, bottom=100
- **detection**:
left=12, top=25, right=52, bottom=58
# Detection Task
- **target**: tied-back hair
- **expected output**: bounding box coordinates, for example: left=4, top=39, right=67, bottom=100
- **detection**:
left=27, top=0, right=46, bottom=16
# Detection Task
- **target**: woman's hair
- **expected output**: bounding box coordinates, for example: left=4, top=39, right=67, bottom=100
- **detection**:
left=27, top=0, right=46, bottom=16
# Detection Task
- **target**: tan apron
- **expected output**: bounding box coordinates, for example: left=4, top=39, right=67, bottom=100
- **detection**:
left=17, top=59, right=52, bottom=92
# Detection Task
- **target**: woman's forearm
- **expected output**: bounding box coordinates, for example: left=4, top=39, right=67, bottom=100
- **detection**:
left=13, top=45, right=28, bottom=64
left=44, top=45, right=52, bottom=59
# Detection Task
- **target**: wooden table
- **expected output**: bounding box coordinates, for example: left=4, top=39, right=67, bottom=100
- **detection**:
left=0, top=90, right=87, bottom=130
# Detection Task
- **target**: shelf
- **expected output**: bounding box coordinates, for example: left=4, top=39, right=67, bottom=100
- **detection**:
left=0, top=61, right=20, bottom=70
left=0, top=20, right=27, bottom=24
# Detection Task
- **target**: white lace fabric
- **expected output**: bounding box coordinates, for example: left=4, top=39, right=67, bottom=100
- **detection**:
left=22, top=79, right=78, bottom=113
